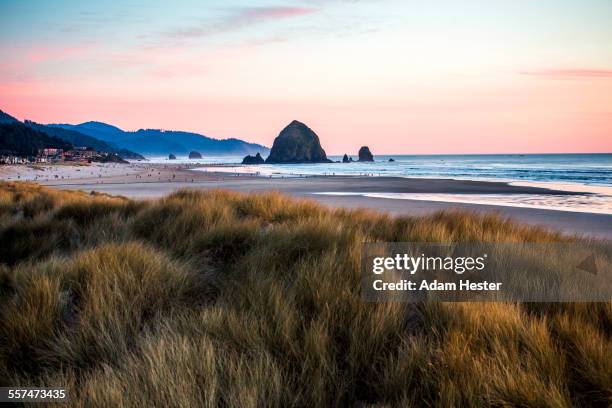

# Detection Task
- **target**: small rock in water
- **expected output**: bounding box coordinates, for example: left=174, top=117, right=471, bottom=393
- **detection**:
left=242, top=153, right=265, bottom=165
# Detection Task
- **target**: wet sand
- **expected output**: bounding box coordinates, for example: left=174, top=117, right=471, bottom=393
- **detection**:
left=2, top=163, right=611, bottom=239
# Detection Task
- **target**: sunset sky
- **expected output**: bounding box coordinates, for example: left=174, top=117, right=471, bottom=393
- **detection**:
left=1, top=0, right=611, bottom=154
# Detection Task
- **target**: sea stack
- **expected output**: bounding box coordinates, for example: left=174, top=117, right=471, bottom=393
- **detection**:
left=242, top=153, right=265, bottom=165
left=265, top=120, right=331, bottom=164
left=188, top=151, right=202, bottom=159
left=342, top=154, right=351, bottom=163
left=168, top=153, right=177, bottom=160
left=358, top=146, right=374, bottom=162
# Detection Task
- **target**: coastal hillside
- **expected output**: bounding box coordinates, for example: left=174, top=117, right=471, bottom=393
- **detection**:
left=0, top=110, right=19, bottom=124
left=0, top=182, right=609, bottom=406
left=0, top=122, right=71, bottom=157
left=24, top=121, right=145, bottom=160
left=51, top=121, right=270, bottom=156
left=0, top=110, right=144, bottom=160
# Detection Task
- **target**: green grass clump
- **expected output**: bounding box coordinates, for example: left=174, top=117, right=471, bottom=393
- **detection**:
left=0, top=181, right=610, bottom=407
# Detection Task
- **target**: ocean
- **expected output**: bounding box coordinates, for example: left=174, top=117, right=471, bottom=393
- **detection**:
left=184, top=153, right=612, bottom=214
left=184, top=153, right=612, bottom=186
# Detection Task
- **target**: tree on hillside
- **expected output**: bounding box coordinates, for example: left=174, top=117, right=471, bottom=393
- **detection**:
left=0, top=123, right=72, bottom=157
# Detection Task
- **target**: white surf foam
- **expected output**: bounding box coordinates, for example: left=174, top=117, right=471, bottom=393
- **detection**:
left=314, top=192, right=612, bottom=215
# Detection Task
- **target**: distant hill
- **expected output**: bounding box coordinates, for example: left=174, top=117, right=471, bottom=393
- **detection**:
left=50, top=122, right=270, bottom=156
left=0, top=122, right=72, bottom=157
left=53, top=121, right=126, bottom=144
left=2, top=109, right=269, bottom=158
left=25, top=121, right=145, bottom=160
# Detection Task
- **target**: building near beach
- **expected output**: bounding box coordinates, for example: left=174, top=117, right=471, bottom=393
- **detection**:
left=64, top=147, right=99, bottom=162
left=37, top=148, right=64, bottom=162
left=0, top=154, right=29, bottom=164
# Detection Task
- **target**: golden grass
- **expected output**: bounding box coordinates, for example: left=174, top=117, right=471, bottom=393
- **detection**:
left=0, top=181, right=610, bottom=407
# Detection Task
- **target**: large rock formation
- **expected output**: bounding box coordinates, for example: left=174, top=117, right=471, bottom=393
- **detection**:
left=188, top=150, right=202, bottom=159
left=358, top=146, right=374, bottom=162
left=342, top=154, right=351, bottom=163
left=168, top=153, right=177, bottom=160
left=242, top=152, right=265, bottom=165
left=265, top=120, right=331, bottom=164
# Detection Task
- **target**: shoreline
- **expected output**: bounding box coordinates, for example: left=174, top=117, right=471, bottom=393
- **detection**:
left=2, top=161, right=610, bottom=194
left=188, top=162, right=612, bottom=195
left=1, top=162, right=611, bottom=239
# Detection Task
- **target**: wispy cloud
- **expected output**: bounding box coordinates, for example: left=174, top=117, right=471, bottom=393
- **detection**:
left=167, top=6, right=318, bottom=40
left=520, top=68, right=612, bottom=79
left=240, top=6, right=316, bottom=20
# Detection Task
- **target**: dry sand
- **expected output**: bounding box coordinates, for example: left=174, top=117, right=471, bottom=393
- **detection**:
left=2, top=162, right=611, bottom=239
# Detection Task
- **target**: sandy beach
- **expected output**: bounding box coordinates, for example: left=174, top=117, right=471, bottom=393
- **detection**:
left=2, top=162, right=611, bottom=239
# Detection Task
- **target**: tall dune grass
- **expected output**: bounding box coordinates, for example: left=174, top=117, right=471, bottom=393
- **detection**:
left=0, top=181, right=609, bottom=407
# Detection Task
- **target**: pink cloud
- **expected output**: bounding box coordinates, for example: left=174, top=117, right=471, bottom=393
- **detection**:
left=0, top=44, right=94, bottom=83
left=520, top=68, right=612, bottom=79
left=26, top=45, right=90, bottom=64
